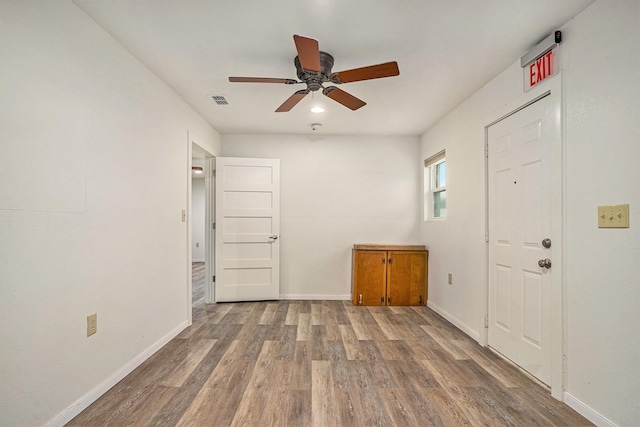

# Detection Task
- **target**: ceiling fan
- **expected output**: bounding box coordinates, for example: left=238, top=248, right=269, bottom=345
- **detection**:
left=229, top=35, right=399, bottom=112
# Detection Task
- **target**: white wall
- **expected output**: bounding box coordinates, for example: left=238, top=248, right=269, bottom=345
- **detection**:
left=191, top=178, right=206, bottom=261
left=420, top=1, right=639, bottom=425
left=0, top=1, right=220, bottom=425
left=222, top=134, right=421, bottom=299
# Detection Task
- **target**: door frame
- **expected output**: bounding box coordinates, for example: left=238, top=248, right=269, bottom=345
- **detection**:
left=482, top=74, right=565, bottom=399
left=187, top=132, right=216, bottom=325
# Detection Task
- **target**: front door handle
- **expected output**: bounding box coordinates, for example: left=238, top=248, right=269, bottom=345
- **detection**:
left=538, top=258, right=551, bottom=269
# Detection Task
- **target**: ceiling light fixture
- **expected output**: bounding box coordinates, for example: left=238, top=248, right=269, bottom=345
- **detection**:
left=192, top=166, right=203, bottom=174
left=311, top=106, right=325, bottom=113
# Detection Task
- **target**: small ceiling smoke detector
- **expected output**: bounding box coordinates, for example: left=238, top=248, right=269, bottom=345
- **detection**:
left=311, top=123, right=322, bottom=131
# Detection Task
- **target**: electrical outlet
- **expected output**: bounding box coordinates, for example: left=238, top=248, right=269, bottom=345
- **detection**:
left=448, top=273, right=453, bottom=285
left=87, top=313, right=97, bottom=337
left=598, top=204, right=630, bottom=228
left=195, top=242, right=200, bottom=248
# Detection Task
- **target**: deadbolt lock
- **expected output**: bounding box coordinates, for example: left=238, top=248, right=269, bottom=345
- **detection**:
left=541, top=238, right=551, bottom=248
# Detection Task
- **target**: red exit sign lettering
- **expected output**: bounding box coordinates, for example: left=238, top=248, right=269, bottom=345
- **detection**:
left=524, top=47, right=558, bottom=91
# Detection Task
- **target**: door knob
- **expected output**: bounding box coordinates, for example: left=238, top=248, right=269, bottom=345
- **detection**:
left=268, top=235, right=279, bottom=240
left=538, top=258, right=552, bottom=269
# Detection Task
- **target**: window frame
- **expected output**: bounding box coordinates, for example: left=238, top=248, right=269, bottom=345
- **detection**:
left=424, top=150, right=446, bottom=221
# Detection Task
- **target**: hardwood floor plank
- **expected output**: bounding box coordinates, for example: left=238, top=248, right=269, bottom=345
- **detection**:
left=298, top=300, right=311, bottom=314
left=205, top=302, right=233, bottom=325
left=311, top=302, right=323, bottom=325
left=285, top=301, right=300, bottom=325
left=325, top=300, right=351, bottom=325
left=370, top=310, right=402, bottom=340
left=421, top=324, right=470, bottom=360
left=334, top=387, right=393, bottom=426
left=378, top=387, right=422, bottom=426
left=311, top=360, right=340, bottom=427
left=174, top=321, right=204, bottom=340
left=511, top=386, right=596, bottom=426
left=160, top=339, right=217, bottom=388
left=202, top=340, right=253, bottom=389
left=276, top=324, right=298, bottom=360
left=376, top=338, right=418, bottom=361
left=462, top=342, right=532, bottom=388
left=69, top=384, right=178, bottom=427
left=229, top=341, right=281, bottom=426
left=258, top=302, right=278, bottom=324
left=264, top=389, right=312, bottom=427
left=345, top=310, right=371, bottom=340
left=148, top=338, right=234, bottom=426
left=290, top=341, right=312, bottom=390
left=420, top=387, right=472, bottom=426
left=177, top=353, right=256, bottom=426
left=368, top=359, right=398, bottom=389
left=330, top=359, right=352, bottom=390
left=339, top=324, right=367, bottom=360
left=296, top=312, right=312, bottom=341
left=387, top=357, right=439, bottom=389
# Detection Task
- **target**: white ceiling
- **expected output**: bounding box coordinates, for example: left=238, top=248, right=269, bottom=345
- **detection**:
left=74, top=0, right=594, bottom=136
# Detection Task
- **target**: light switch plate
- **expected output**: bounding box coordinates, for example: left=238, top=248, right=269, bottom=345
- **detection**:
left=598, top=204, right=630, bottom=228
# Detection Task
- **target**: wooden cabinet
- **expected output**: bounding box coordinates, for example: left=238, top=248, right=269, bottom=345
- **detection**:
left=352, top=244, right=428, bottom=306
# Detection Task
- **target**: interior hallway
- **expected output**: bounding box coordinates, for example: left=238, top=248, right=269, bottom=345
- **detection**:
left=68, top=263, right=591, bottom=426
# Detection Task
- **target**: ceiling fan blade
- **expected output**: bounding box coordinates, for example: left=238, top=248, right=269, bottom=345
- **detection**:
left=275, top=89, right=309, bottom=112
left=332, top=61, right=399, bottom=84
left=323, top=86, right=366, bottom=110
left=229, top=77, right=298, bottom=84
left=293, top=35, right=321, bottom=73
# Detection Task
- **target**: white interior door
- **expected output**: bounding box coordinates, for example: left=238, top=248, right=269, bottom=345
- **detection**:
left=215, top=157, right=280, bottom=302
left=488, top=94, right=556, bottom=385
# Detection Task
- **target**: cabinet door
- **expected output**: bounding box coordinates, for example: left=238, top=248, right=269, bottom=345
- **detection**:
left=387, top=251, right=427, bottom=306
left=353, top=250, right=386, bottom=306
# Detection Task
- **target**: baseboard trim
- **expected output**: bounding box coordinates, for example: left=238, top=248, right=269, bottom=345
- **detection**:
left=563, top=392, right=616, bottom=427
left=280, top=294, right=351, bottom=301
left=426, top=300, right=481, bottom=342
left=46, top=320, right=189, bottom=427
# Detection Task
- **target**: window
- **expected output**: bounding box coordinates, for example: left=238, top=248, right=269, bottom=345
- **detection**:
left=424, top=150, right=446, bottom=220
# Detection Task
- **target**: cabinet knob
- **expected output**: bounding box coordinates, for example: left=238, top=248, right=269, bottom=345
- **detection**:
left=381, top=296, right=384, bottom=303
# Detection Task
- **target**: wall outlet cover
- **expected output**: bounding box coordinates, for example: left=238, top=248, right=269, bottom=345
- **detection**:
left=87, top=313, right=97, bottom=337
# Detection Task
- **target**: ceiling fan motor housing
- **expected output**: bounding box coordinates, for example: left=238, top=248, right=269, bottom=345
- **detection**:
left=295, top=51, right=334, bottom=91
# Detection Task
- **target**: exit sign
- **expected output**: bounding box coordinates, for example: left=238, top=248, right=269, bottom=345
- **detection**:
left=524, top=47, right=558, bottom=91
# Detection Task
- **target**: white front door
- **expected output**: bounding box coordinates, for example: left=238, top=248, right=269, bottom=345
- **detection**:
left=214, top=157, right=280, bottom=302
left=488, top=94, right=557, bottom=385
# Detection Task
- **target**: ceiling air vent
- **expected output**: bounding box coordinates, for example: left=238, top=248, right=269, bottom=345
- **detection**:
left=210, top=95, right=228, bottom=105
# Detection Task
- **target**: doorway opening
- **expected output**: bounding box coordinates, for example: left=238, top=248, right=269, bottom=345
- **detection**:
left=187, top=134, right=215, bottom=325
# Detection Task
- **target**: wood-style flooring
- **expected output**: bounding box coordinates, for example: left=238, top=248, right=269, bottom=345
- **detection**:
left=68, top=262, right=592, bottom=426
